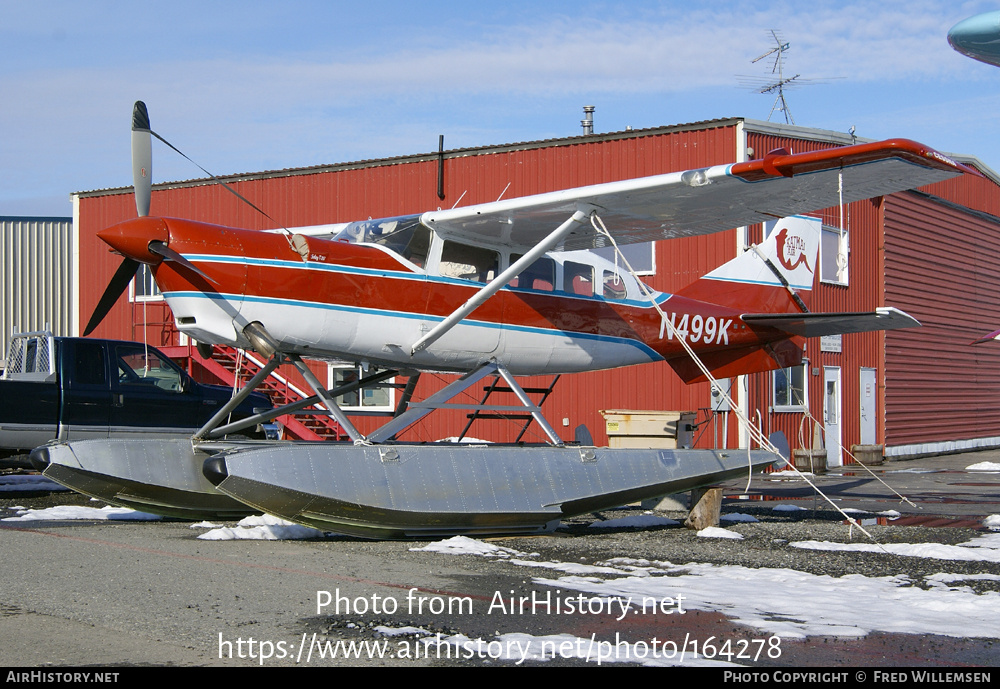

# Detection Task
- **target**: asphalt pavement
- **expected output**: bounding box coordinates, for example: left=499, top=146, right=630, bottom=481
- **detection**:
left=1, top=448, right=998, bottom=668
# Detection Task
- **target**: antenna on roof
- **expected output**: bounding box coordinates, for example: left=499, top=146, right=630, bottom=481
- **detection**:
left=737, top=30, right=836, bottom=125
left=753, top=30, right=798, bottom=124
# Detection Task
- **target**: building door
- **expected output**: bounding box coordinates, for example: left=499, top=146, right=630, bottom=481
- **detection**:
left=823, top=367, right=843, bottom=467
left=859, top=368, right=877, bottom=446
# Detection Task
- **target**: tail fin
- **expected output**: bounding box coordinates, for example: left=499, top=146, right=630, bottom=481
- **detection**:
left=675, top=215, right=820, bottom=314
left=666, top=215, right=919, bottom=384
left=668, top=215, right=817, bottom=384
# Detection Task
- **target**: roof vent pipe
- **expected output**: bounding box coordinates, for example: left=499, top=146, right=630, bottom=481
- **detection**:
left=581, top=105, right=595, bottom=135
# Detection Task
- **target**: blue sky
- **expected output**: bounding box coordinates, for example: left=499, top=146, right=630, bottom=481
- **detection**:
left=4, top=0, right=1000, bottom=217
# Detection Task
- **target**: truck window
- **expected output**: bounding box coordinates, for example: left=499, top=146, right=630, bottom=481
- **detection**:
left=73, top=341, right=107, bottom=386
left=24, top=340, right=37, bottom=373
left=116, top=347, right=184, bottom=392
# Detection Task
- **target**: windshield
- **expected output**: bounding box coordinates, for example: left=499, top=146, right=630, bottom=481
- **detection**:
left=330, top=214, right=430, bottom=268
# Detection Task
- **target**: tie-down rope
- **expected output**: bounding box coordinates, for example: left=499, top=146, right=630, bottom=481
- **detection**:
left=589, top=211, right=885, bottom=542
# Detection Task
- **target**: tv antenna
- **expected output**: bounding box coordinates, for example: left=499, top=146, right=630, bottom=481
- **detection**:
left=748, top=30, right=800, bottom=124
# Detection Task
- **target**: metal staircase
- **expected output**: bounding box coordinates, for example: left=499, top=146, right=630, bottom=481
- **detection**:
left=161, top=343, right=345, bottom=441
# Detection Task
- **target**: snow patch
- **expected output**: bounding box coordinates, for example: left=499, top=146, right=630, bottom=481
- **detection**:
left=697, top=527, right=743, bottom=540
left=790, top=533, right=1000, bottom=563
left=720, top=513, right=758, bottom=523
left=2, top=504, right=160, bottom=521
left=410, top=535, right=528, bottom=559
left=532, top=559, right=1000, bottom=640
left=197, top=513, right=323, bottom=540
left=766, top=470, right=813, bottom=480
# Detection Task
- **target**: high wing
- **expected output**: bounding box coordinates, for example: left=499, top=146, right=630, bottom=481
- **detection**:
left=421, top=139, right=974, bottom=251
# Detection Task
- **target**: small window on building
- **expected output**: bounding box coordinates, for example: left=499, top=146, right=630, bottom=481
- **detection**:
left=772, top=363, right=807, bottom=411
left=820, top=225, right=848, bottom=285
left=328, top=365, right=395, bottom=412
left=439, top=241, right=499, bottom=283
left=509, top=255, right=555, bottom=292
left=131, top=264, right=162, bottom=302
left=825, top=378, right=839, bottom=425
left=563, top=261, right=594, bottom=296
left=591, top=242, right=655, bottom=275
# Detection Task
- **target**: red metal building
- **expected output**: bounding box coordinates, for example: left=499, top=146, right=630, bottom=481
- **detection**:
left=70, top=118, right=1000, bottom=463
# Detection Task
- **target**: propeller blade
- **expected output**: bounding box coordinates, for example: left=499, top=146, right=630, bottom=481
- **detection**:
left=132, top=101, right=152, bottom=217
left=148, top=240, right=218, bottom=284
left=83, top=257, right=141, bottom=336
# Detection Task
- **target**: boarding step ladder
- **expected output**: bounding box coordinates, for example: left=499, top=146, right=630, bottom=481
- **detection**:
left=456, top=374, right=560, bottom=443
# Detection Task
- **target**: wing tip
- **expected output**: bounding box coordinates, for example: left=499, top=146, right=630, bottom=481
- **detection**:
left=972, top=329, right=1000, bottom=345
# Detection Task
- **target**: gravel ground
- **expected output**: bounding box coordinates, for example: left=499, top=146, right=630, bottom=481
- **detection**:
left=2, top=470, right=999, bottom=667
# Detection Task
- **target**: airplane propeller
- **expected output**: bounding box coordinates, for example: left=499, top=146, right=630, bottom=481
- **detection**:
left=132, top=101, right=152, bottom=218
left=83, top=101, right=214, bottom=336
left=83, top=256, right=143, bottom=336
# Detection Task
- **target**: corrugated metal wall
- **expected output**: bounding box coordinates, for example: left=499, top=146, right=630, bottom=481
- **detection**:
left=76, top=121, right=743, bottom=445
left=0, top=217, right=74, bottom=364
left=884, top=191, right=1000, bottom=454
left=914, top=169, right=1000, bottom=218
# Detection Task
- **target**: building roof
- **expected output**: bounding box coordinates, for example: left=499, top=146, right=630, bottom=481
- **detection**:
left=0, top=216, right=73, bottom=223
left=73, top=116, right=1000, bottom=197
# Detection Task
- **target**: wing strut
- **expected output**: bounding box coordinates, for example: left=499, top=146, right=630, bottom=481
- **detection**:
left=410, top=209, right=590, bottom=355
left=286, top=354, right=366, bottom=442
left=193, top=354, right=284, bottom=440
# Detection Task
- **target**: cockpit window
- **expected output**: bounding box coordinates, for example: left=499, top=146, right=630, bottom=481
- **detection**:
left=603, top=269, right=627, bottom=300
left=509, top=255, right=555, bottom=292
left=331, top=215, right=430, bottom=268
left=439, top=241, right=499, bottom=283
left=564, top=261, right=594, bottom=297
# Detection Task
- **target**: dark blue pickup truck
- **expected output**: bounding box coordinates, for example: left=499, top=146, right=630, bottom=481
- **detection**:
left=0, top=333, right=271, bottom=466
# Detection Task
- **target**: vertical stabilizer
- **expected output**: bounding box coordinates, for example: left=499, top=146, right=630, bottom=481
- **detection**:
left=676, top=215, right=820, bottom=314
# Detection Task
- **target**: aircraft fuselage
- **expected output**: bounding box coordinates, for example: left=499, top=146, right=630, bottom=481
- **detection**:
left=98, top=216, right=782, bottom=376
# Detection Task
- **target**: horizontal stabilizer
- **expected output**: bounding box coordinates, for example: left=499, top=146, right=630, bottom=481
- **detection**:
left=742, top=307, right=919, bottom=337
